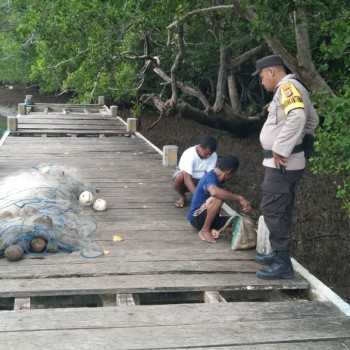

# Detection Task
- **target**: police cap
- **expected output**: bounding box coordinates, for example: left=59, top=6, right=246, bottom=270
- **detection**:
left=252, top=55, right=284, bottom=76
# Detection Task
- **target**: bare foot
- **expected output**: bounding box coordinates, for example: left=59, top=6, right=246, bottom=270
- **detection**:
left=174, top=196, right=186, bottom=208
left=211, top=229, right=220, bottom=239
left=199, top=230, right=216, bottom=243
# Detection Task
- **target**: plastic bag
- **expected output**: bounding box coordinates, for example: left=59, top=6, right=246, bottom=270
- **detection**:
left=219, top=213, right=257, bottom=250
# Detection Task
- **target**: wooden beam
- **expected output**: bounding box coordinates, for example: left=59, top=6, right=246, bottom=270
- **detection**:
left=203, top=291, right=227, bottom=303
left=116, top=294, right=136, bottom=307
left=14, top=298, right=31, bottom=310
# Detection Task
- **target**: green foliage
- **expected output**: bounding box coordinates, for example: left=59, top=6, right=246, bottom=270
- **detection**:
left=113, top=62, right=139, bottom=103
left=130, top=100, right=144, bottom=118
left=310, top=94, right=350, bottom=213
left=317, top=6, right=350, bottom=94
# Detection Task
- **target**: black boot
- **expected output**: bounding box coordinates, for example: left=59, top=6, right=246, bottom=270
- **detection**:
left=254, top=251, right=277, bottom=266
left=256, top=251, right=294, bottom=280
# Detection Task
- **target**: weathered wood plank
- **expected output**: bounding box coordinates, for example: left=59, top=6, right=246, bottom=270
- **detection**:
left=0, top=260, right=261, bottom=279
left=0, top=273, right=309, bottom=298
left=0, top=301, right=342, bottom=332
left=18, top=121, right=126, bottom=129
left=0, top=248, right=256, bottom=266
left=0, top=315, right=349, bottom=350
left=14, top=130, right=130, bottom=135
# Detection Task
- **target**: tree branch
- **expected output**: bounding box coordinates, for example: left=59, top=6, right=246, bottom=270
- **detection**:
left=170, top=24, right=185, bottom=103
left=232, top=0, right=334, bottom=94
left=167, top=5, right=234, bottom=45
left=229, top=43, right=266, bottom=69
left=48, top=38, right=110, bottom=68
left=167, top=5, right=234, bottom=30
left=153, top=67, right=211, bottom=109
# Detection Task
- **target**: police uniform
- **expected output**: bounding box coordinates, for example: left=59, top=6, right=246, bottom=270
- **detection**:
left=260, top=74, right=319, bottom=252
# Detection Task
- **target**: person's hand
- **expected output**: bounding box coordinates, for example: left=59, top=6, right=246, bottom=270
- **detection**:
left=272, top=151, right=287, bottom=169
left=240, top=197, right=251, bottom=213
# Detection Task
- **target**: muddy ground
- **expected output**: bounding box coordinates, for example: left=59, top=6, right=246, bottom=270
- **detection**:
left=1, top=86, right=349, bottom=303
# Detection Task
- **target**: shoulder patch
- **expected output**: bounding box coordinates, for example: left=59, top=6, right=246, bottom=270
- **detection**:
left=280, top=82, right=304, bottom=115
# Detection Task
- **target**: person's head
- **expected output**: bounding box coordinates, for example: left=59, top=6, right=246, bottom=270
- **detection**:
left=252, top=55, right=287, bottom=92
left=197, top=136, right=217, bottom=159
left=216, top=155, right=239, bottom=182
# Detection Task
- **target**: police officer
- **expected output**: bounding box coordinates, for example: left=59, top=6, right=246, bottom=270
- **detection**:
left=252, top=55, right=319, bottom=279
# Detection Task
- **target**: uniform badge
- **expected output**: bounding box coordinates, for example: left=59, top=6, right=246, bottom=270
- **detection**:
left=281, top=82, right=304, bottom=115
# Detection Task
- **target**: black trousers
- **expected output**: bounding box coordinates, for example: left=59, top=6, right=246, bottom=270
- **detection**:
left=261, top=167, right=304, bottom=252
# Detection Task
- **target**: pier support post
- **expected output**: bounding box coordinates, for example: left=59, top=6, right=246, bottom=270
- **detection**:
left=98, top=96, right=105, bottom=105
left=162, top=145, right=178, bottom=167
left=18, top=103, right=26, bottom=115
left=110, top=105, right=118, bottom=117
left=7, top=117, right=18, bottom=131
left=25, top=95, right=33, bottom=105
left=256, top=215, right=272, bottom=254
left=126, top=118, right=137, bottom=133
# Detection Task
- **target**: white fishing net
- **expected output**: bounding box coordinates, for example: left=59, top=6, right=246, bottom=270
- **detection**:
left=0, top=163, right=102, bottom=259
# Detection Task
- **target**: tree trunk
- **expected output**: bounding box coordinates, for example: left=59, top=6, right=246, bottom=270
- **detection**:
left=140, top=93, right=259, bottom=131
left=232, top=0, right=335, bottom=95
left=213, top=31, right=229, bottom=111
left=228, top=72, right=241, bottom=114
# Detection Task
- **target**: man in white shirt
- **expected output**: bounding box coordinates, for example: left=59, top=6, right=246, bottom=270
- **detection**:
left=172, top=136, right=217, bottom=208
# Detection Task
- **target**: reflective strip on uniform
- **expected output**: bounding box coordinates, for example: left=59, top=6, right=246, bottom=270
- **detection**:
left=281, top=82, right=305, bottom=115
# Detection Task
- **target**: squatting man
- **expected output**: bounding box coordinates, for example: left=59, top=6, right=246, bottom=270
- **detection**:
left=187, top=155, right=251, bottom=243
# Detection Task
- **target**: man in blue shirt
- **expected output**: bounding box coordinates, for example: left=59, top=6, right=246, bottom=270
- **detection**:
left=188, top=155, right=251, bottom=243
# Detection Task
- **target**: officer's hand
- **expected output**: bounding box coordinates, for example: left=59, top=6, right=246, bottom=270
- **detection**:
left=272, top=151, right=287, bottom=169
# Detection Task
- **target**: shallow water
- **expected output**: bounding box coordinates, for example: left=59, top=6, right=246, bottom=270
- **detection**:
left=0, top=105, right=17, bottom=117
left=0, top=105, right=17, bottom=136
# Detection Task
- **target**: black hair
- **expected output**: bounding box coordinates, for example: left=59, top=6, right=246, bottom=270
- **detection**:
left=217, top=155, right=239, bottom=172
left=199, top=136, right=217, bottom=152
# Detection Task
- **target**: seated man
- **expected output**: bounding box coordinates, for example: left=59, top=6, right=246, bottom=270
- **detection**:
left=188, top=155, right=251, bottom=243
left=172, top=136, right=218, bottom=208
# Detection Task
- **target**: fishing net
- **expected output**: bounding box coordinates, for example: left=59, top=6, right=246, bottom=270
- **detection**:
left=0, top=163, right=103, bottom=259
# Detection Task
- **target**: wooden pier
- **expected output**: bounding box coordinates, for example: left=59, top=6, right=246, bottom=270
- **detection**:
left=0, top=101, right=349, bottom=349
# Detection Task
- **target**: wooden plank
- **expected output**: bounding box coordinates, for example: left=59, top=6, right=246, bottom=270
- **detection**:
left=0, top=301, right=341, bottom=332
left=0, top=260, right=262, bottom=279
left=0, top=273, right=309, bottom=298
left=0, top=248, right=256, bottom=266
left=14, top=130, right=130, bottom=135
left=184, top=341, right=350, bottom=350
left=18, top=124, right=127, bottom=130
left=0, top=315, right=349, bottom=349
left=19, top=119, right=125, bottom=126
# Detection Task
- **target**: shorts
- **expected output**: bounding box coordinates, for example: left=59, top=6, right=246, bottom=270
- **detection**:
left=190, top=203, right=229, bottom=231
left=172, top=169, right=181, bottom=181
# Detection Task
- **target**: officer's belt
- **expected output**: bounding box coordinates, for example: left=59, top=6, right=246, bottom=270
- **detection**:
left=262, top=143, right=304, bottom=159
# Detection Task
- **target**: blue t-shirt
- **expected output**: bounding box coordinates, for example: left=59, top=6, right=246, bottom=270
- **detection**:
left=187, top=170, right=222, bottom=221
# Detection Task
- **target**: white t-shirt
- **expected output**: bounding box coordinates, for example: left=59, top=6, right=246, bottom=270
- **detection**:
left=178, top=146, right=217, bottom=179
